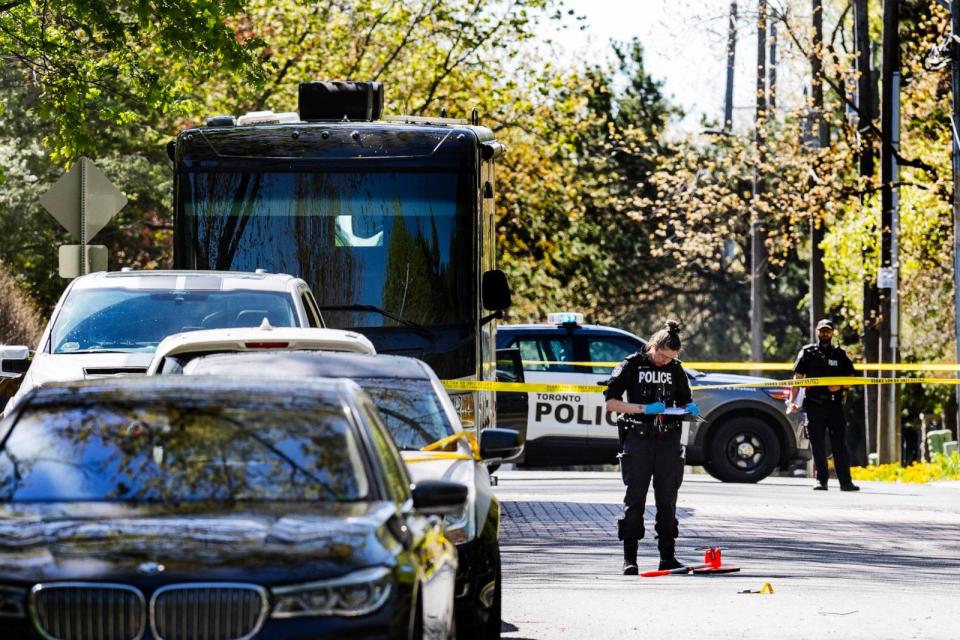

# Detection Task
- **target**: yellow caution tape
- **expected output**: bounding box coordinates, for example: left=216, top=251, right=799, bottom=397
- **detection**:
left=521, top=360, right=960, bottom=372
left=694, top=376, right=960, bottom=391
left=419, top=429, right=480, bottom=460
left=441, top=376, right=960, bottom=395
left=443, top=379, right=607, bottom=394
left=404, top=453, right=475, bottom=463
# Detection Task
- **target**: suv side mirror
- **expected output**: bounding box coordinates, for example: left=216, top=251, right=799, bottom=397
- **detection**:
left=480, top=427, right=524, bottom=463
left=0, top=346, right=30, bottom=377
left=412, top=480, right=468, bottom=516
left=481, top=270, right=511, bottom=312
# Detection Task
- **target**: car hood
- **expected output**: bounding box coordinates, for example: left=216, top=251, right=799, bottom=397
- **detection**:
left=693, top=372, right=776, bottom=386
left=25, top=352, right=153, bottom=386
left=401, top=452, right=475, bottom=488
left=6, top=353, right=155, bottom=415
left=0, top=501, right=398, bottom=585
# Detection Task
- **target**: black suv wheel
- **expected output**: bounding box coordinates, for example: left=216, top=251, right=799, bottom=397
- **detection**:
left=706, top=417, right=781, bottom=483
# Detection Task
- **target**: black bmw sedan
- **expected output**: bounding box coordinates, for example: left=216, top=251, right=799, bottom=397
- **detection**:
left=0, top=376, right=465, bottom=640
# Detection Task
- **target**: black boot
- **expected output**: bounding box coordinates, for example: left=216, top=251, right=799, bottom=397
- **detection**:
left=622, top=539, right=638, bottom=576
left=657, top=533, right=679, bottom=571
left=658, top=557, right=684, bottom=571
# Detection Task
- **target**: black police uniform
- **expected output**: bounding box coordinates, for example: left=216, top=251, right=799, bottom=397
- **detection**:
left=605, top=351, right=692, bottom=565
left=793, top=342, right=856, bottom=488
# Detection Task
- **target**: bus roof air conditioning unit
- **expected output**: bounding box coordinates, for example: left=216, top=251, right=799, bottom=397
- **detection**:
left=299, top=81, right=384, bottom=122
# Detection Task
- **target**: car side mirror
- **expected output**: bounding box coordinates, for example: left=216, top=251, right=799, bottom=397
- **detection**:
left=481, top=270, right=511, bottom=312
left=495, top=348, right=524, bottom=383
left=0, top=346, right=30, bottom=377
left=412, top=480, right=468, bottom=516
left=480, top=428, right=524, bottom=463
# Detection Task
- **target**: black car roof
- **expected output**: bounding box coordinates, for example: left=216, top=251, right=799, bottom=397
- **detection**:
left=22, top=375, right=358, bottom=410
left=185, top=351, right=435, bottom=381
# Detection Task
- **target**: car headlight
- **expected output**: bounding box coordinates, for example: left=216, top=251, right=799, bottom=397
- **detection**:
left=443, top=505, right=471, bottom=544
left=270, top=567, right=392, bottom=618
left=0, top=586, right=26, bottom=618
left=762, top=386, right=791, bottom=402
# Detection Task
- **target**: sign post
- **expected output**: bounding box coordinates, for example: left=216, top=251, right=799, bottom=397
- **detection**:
left=39, top=157, right=127, bottom=278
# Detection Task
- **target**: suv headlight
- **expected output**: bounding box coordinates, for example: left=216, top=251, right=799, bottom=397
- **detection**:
left=0, top=586, right=26, bottom=618
left=271, top=567, right=392, bottom=618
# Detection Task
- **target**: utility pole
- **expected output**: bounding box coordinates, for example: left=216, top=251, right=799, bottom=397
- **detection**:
left=951, top=0, right=960, bottom=439
left=751, top=0, right=768, bottom=368
left=855, top=0, right=878, bottom=466
left=878, top=0, right=900, bottom=464
left=809, top=0, right=827, bottom=341
left=724, top=2, right=738, bottom=131
left=769, top=19, right=777, bottom=111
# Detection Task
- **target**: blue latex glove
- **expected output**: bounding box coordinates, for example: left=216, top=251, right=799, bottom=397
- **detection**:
left=685, top=402, right=701, bottom=417
left=644, top=402, right=666, bottom=415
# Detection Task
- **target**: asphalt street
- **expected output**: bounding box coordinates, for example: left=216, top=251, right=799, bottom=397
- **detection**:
left=494, top=470, right=960, bottom=640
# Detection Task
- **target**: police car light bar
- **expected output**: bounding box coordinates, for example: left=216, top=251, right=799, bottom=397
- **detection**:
left=548, top=312, right=583, bottom=325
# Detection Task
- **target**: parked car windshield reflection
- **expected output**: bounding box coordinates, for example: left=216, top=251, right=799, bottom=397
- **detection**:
left=50, top=289, right=299, bottom=354
left=355, top=379, right=454, bottom=450
left=0, top=402, right=369, bottom=502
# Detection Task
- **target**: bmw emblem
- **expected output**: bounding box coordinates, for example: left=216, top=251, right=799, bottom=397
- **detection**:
left=137, top=562, right=165, bottom=575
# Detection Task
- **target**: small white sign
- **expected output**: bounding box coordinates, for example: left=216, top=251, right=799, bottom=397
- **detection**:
left=877, top=267, right=896, bottom=289
left=59, top=245, right=108, bottom=278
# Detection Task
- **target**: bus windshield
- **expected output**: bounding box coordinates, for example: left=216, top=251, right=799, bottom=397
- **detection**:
left=179, top=170, right=473, bottom=330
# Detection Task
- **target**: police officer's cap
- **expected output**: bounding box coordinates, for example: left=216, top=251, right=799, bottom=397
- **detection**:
left=815, top=319, right=835, bottom=331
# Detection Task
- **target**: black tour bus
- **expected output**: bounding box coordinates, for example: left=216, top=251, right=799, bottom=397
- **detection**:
left=171, top=81, right=511, bottom=430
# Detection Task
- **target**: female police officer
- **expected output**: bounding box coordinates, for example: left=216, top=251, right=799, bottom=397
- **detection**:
left=604, top=320, right=700, bottom=575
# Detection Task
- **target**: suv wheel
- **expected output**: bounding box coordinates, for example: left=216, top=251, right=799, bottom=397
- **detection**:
left=706, top=418, right=781, bottom=483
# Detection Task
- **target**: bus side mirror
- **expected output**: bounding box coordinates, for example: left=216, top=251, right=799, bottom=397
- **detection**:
left=482, top=270, right=511, bottom=311
left=0, top=346, right=30, bottom=377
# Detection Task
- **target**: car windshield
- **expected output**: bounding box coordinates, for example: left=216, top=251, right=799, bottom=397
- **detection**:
left=0, top=401, right=369, bottom=503
left=50, top=288, right=298, bottom=354
left=355, top=378, right=454, bottom=450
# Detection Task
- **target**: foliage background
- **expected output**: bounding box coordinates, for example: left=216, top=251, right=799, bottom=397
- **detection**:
left=0, top=0, right=957, bottom=431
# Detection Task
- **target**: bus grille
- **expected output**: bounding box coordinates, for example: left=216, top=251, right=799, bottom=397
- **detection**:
left=151, top=584, right=268, bottom=640
left=31, top=583, right=146, bottom=640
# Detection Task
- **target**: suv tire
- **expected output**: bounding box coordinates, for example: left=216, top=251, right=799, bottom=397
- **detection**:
left=706, top=417, right=781, bottom=483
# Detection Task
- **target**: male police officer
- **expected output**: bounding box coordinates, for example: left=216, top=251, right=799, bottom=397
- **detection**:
left=789, top=319, right=860, bottom=491
left=605, top=321, right=699, bottom=575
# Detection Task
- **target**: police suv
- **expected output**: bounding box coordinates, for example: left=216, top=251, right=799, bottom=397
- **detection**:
left=496, top=313, right=810, bottom=483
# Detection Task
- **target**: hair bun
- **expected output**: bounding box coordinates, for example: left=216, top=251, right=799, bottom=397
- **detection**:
left=664, top=319, right=681, bottom=335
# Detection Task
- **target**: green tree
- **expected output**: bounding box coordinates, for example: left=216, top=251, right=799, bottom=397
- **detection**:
left=0, top=0, right=264, bottom=163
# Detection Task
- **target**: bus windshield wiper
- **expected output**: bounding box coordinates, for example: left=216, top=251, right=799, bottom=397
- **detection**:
left=316, top=305, right=435, bottom=338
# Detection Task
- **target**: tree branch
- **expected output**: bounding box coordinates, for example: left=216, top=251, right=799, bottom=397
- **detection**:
left=0, top=1, right=27, bottom=13
left=776, top=11, right=944, bottom=187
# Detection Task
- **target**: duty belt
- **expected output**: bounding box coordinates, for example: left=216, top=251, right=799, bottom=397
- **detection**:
left=619, top=415, right=680, bottom=435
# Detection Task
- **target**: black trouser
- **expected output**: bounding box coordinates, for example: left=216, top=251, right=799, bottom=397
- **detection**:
left=805, top=399, right=852, bottom=486
left=617, top=426, right=684, bottom=560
